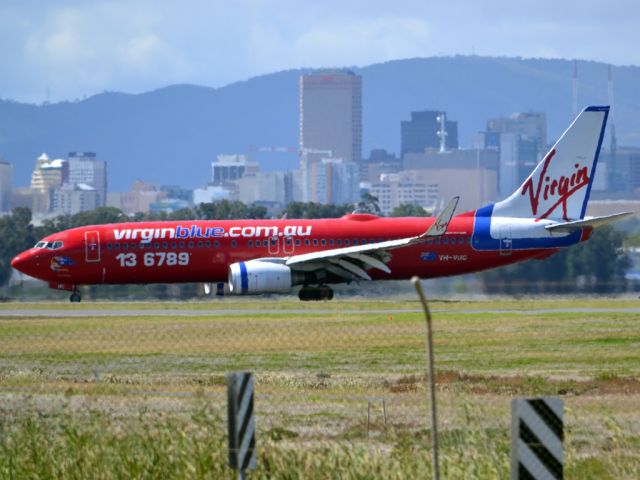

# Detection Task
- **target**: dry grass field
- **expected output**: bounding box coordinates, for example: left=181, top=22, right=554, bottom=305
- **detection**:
left=0, top=296, right=639, bottom=478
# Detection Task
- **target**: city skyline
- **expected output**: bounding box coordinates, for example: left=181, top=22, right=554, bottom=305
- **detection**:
left=1, top=1, right=639, bottom=103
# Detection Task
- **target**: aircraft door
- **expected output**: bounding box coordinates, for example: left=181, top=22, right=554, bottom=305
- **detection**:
left=267, top=235, right=280, bottom=255
left=498, top=226, right=512, bottom=256
left=85, top=230, right=101, bottom=262
left=282, top=236, right=295, bottom=255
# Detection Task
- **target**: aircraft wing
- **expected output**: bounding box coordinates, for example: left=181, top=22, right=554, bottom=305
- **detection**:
left=284, top=197, right=459, bottom=281
left=544, top=211, right=633, bottom=233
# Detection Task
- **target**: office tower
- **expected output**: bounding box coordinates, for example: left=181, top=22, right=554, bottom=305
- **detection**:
left=67, top=152, right=107, bottom=207
left=483, top=112, right=547, bottom=195
left=401, top=110, right=459, bottom=157
left=300, top=70, right=362, bottom=163
left=0, top=159, right=12, bottom=212
left=29, top=153, right=67, bottom=213
left=211, top=155, right=258, bottom=185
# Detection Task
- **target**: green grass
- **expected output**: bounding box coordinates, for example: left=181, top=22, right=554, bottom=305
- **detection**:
left=0, top=297, right=639, bottom=477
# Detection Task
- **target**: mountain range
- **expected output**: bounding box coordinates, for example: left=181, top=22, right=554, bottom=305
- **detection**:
left=1, top=55, right=638, bottom=191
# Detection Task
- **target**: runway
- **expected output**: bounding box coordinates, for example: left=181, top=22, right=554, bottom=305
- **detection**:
left=0, top=307, right=639, bottom=317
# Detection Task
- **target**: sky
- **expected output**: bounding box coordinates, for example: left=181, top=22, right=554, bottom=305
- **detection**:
left=1, top=0, right=638, bottom=103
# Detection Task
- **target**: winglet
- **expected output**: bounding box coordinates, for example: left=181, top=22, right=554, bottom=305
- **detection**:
left=420, top=197, right=459, bottom=238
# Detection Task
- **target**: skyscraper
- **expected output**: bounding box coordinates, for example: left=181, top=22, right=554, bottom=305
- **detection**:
left=401, top=110, right=458, bottom=157
left=29, top=153, right=67, bottom=214
left=0, top=159, right=12, bottom=213
left=300, top=70, right=362, bottom=163
left=483, top=112, right=547, bottom=195
left=67, top=152, right=107, bottom=207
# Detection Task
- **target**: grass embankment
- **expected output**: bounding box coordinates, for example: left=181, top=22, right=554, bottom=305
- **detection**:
left=0, top=297, right=639, bottom=477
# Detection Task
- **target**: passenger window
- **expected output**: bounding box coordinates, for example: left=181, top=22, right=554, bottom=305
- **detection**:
left=321, top=239, right=326, bottom=246
left=123, top=243, right=129, bottom=250
left=353, top=239, right=359, bottom=245
left=115, top=243, right=121, bottom=250
left=154, top=242, right=160, bottom=249
left=337, top=239, right=342, bottom=246
left=305, top=239, right=310, bottom=246
left=214, top=240, right=221, bottom=248
left=295, top=239, right=301, bottom=246
left=171, top=242, right=177, bottom=249
left=162, top=242, right=168, bottom=249
left=248, top=240, right=253, bottom=248
left=231, top=240, right=237, bottom=248
left=107, top=244, right=113, bottom=250
left=345, top=240, right=350, bottom=246
left=313, top=239, right=318, bottom=246
left=188, top=241, right=194, bottom=248
left=329, top=239, right=334, bottom=246
left=206, top=241, right=211, bottom=248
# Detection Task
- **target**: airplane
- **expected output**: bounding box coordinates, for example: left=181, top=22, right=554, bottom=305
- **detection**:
left=11, top=106, right=631, bottom=302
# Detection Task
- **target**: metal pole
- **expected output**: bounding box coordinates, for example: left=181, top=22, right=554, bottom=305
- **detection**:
left=412, top=276, right=440, bottom=480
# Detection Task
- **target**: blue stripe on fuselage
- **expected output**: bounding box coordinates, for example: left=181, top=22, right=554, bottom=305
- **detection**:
left=471, top=204, right=582, bottom=251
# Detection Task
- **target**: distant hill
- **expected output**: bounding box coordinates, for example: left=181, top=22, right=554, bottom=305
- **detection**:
left=1, top=56, right=638, bottom=190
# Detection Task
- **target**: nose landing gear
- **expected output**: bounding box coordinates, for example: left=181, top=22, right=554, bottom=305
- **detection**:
left=298, top=285, right=334, bottom=301
left=69, top=291, right=82, bottom=303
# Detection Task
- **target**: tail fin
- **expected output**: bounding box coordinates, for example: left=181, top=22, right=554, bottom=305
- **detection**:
left=492, top=106, right=609, bottom=221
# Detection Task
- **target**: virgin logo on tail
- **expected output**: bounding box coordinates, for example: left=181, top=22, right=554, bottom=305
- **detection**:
left=521, top=149, right=590, bottom=221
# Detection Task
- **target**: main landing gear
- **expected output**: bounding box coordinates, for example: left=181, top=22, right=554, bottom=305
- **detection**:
left=298, top=285, right=334, bottom=301
left=69, top=291, right=82, bottom=303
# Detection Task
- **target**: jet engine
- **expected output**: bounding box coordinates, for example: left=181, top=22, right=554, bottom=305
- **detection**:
left=228, top=260, right=293, bottom=294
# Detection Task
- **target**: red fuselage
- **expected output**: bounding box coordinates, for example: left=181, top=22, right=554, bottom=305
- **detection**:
left=11, top=212, right=564, bottom=291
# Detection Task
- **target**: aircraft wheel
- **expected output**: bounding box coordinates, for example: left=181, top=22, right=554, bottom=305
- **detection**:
left=70, top=292, right=82, bottom=303
left=319, top=286, right=334, bottom=300
left=298, top=286, right=334, bottom=301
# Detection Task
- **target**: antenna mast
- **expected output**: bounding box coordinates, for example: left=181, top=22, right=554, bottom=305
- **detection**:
left=572, top=60, right=578, bottom=118
left=608, top=64, right=618, bottom=191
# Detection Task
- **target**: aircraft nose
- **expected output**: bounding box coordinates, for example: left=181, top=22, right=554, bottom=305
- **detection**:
left=11, top=254, right=23, bottom=270
left=11, top=251, right=39, bottom=277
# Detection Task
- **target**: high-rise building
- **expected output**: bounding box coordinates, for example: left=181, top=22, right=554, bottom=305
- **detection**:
left=0, top=159, right=12, bottom=213
left=485, top=112, right=547, bottom=153
left=29, top=153, right=67, bottom=214
left=211, top=155, right=258, bottom=185
left=300, top=153, right=359, bottom=205
left=52, top=183, right=99, bottom=215
left=481, top=112, right=547, bottom=195
left=67, top=152, right=107, bottom=207
left=300, top=70, right=362, bottom=163
left=369, top=172, right=439, bottom=216
left=600, top=147, right=640, bottom=193
left=401, top=110, right=458, bottom=157
left=402, top=149, right=500, bottom=209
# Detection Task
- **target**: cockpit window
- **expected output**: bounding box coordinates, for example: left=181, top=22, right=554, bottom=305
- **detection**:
left=36, top=240, right=64, bottom=250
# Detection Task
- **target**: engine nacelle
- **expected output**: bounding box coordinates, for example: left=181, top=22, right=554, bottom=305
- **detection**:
left=228, top=260, right=293, bottom=294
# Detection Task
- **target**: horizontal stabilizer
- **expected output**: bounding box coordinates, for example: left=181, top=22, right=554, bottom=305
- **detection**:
left=545, top=212, right=633, bottom=232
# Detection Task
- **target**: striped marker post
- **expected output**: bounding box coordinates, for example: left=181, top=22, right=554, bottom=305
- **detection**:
left=227, top=372, right=257, bottom=478
left=511, top=397, right=563, bottom=480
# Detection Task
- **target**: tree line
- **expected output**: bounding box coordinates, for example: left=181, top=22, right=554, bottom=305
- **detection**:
left=0, top=199, right=631, bottom=293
